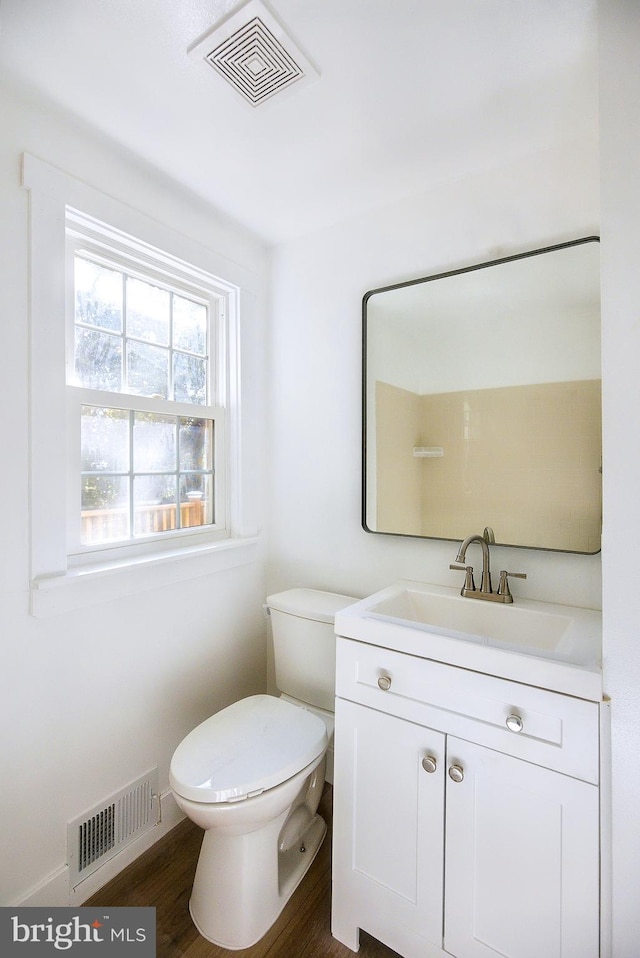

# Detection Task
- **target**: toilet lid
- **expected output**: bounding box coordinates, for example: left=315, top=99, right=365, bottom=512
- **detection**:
left=169, top=695, right=327, bottom=804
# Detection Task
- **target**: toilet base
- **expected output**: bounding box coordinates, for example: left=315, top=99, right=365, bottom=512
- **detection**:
left=189, top=810, right=327, bottom=949
left=278, top=812, right=326, bottom=904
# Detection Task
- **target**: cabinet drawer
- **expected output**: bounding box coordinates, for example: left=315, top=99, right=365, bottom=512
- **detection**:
left=335, top=637, right=599, bottom=783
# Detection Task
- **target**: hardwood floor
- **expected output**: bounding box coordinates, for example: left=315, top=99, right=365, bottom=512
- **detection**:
left=84, top=785, right=401, bottom=958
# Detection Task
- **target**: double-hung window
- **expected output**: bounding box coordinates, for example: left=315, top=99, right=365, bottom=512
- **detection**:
left=24, top=154, right=258, bottom=617
left=66, top=211, right=229, bottom=560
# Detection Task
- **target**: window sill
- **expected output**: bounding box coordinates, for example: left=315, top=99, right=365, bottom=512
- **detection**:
left=30, top=536, right=259, bottom=618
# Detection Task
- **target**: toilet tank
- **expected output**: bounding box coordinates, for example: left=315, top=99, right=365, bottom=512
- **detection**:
left=266, top=589, right=357, bottom=712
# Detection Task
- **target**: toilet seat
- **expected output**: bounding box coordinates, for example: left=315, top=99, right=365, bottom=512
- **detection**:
left=169, top=694, right=328, bottom=804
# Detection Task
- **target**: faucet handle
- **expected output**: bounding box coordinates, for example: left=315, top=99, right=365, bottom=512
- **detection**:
left=450, top=563, right=476, bottom=592
left=497, top=570, right=527, bottom=598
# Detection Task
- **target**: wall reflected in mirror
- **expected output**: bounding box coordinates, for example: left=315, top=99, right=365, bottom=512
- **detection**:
left=363, top=238, right=601, bottom=554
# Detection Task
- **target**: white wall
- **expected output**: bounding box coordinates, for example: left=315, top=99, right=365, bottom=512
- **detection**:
left=267, top=138, right=601, bottom=611
left=0, top=78, right=269, bottom=905
left=599, top=2, right=640, bottom=954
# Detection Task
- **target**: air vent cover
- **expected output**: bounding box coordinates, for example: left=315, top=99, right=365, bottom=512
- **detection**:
left=66, top=768, right=159, bottom=887
left=189, top=0, right=319, bottom=107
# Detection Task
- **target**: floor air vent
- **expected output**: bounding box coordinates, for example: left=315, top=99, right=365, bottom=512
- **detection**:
left=67, top=768, right=159, bottom=887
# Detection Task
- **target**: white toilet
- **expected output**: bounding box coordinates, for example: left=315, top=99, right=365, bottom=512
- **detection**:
left=169, top=588, right=356, bottom=950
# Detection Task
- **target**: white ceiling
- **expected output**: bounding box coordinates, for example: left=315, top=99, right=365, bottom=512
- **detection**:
left=0, top=0, right=598, bottom=245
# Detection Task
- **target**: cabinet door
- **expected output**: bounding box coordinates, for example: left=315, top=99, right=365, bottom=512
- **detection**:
left=332, top=698, right=445, bottom=956
left=444, top=737, right=599, bottom=958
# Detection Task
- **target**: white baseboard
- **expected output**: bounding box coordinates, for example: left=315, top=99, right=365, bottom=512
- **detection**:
left=15, top=866, right=71, bottom=908
left=16, top=790, right=185, bottom=907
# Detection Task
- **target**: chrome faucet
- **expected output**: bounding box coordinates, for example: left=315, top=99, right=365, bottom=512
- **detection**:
left=450, top=532, right=527, bottom=604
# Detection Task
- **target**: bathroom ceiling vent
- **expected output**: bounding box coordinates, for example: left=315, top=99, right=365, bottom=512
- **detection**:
left=66, top=768, right=159, bottom=888
left=189, top=0, right=319, bottom=107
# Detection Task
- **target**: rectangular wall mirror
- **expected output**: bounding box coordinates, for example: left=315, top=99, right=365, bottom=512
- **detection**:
left=363, top=237, right=601, bottom=554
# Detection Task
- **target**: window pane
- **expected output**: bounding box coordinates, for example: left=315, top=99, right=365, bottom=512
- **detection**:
left=133, top=413, right=176, bottom=472
left=180, top=475, right=213, bottom=527
left=81, top=406, right=129, bottom=472
left=179, top=418, right=212, bottom=470
left=75, top=327, right=123, bottom=391
left=75, top=257, right=122, bottom=332
left=70, top=236, right=219, bottom=549
left=134, top=476, right=176, bottom=536
left=80, top=476, right=130, bottom=545
left=126, top=341, right=169, bottom=398
left=126, top=277, right=170, bottom=345
left=174, top=352, right=207, bottom=404
left=173, top=296, right=207, bottom=355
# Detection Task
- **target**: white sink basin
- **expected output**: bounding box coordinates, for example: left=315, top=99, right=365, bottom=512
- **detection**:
left=335, top=580, right=602, bottom=700
left=369, top=586, right=572, bottom=651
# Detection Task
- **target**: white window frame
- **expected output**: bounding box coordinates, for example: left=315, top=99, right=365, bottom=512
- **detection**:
left=23, top=154, right=259, bottom=617
left=66, top=213, right=229, bottom=560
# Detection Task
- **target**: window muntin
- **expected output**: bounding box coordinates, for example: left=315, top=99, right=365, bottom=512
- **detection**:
left=80, top=406, right=214, bottom=545
left=73, top=254, right=209, bottom=404
left=68, top=242, right=226, bottom=553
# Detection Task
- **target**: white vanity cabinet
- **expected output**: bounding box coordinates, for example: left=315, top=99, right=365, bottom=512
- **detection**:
left=331, top=636, right=601, bottom=958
